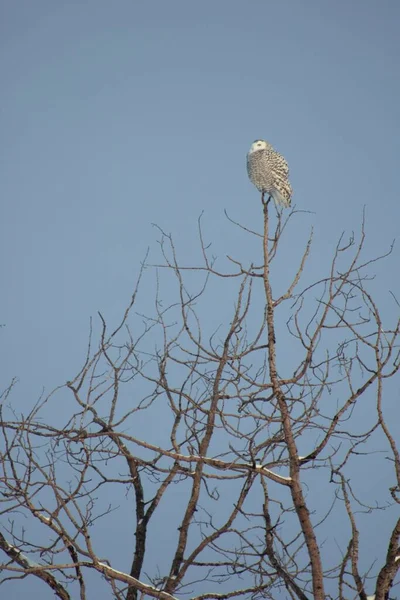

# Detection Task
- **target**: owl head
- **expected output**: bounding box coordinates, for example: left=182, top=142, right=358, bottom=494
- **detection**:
left=248, top=139, right=272, bottom=154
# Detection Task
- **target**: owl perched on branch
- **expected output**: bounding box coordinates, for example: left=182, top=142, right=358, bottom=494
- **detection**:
left=247, top=139, right=292, bottom=207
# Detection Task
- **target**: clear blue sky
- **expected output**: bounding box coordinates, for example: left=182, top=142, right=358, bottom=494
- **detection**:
left=1, top=1, right=399, bottom=598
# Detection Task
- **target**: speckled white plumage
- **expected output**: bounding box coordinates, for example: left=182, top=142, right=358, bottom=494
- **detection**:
left=247, top=140, right=292, bottom=207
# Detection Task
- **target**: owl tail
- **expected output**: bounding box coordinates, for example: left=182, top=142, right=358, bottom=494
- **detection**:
left=271, top=188, right=291, bottom=208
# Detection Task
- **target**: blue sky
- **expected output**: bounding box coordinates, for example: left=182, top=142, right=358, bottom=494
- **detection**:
left=1, top=1, right=399, bottom=598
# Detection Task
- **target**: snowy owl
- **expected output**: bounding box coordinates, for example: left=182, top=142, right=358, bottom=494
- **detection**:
left=247, top=139, right=292, bottom=207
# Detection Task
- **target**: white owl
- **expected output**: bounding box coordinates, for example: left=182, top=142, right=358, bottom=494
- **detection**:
left=247, top=139, right=292, bottom=207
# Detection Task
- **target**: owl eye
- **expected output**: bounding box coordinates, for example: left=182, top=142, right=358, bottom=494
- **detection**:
left=257, top=142, right=262, bottom=146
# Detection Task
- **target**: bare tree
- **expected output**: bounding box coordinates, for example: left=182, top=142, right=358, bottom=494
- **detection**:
left=1, top=200, right=399, bottom=600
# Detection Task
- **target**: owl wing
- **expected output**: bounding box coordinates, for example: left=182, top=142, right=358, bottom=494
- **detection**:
left=273, top=152, right=289, bottom=178
left=271, top=152, right=292, bottom=206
